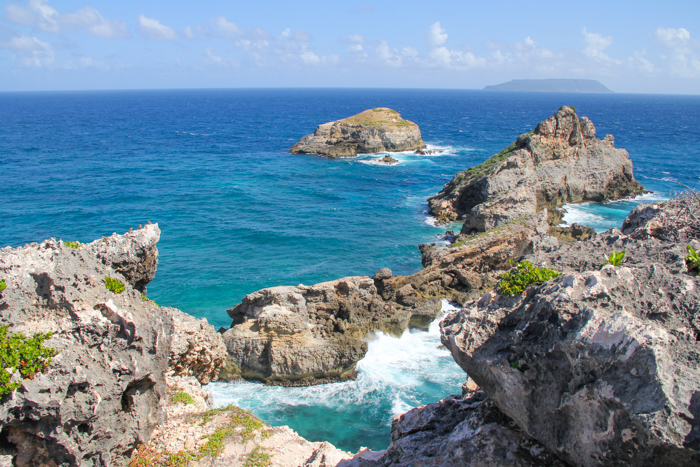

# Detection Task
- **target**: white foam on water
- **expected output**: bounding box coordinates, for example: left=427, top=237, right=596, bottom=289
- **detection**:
left=560, top=203, right=606, bottom=226
left=208, top=300, right=465, bottom=424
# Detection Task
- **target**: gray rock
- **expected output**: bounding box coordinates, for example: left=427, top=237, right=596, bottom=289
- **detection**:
left=373, top=268, right=393, bottom=280
left=0, top=234, right=172, bottom=466
left=83, top=223, right=160, bottom=293
left=427, top=106, right=645, bottom=232
left=290, top=108, right=425, bottom=158
left=340, top=392, right=568, bottom=467
left=440, top=201, right=700, bottom=466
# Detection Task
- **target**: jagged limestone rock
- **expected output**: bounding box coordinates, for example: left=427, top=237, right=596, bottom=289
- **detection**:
left=428, top=106, right=645, bottom=232
left=440, top=200, right=700, bottom=466
left=290, top=108, right=424, bottom=158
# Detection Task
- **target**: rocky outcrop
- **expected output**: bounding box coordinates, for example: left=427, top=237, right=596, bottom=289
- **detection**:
left=84, top=223, right=160, bottom=293
left=132, top=375, right=352, bottom=466
left=427, top=106, right=645, bottom=232
left=341, top=392, right=567, bottom=467
left=164, top=307, right=227, bottom=385
left=221, top=212, right=556, bottom=386
left=0, top=229, right=172, bottom=466
left=290, top=108, right=424, bottom=158
left=221, top=276, right=443, bottom=385
left=440, top=198, right=700, bottom=466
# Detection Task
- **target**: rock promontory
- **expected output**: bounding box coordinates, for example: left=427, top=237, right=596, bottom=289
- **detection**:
left=290, top=108, right=424, bottom=158
left=428, top=106, right=645, bottom=232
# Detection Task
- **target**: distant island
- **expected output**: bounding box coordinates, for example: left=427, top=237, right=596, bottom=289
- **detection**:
left=484, top=79, right=613, bottom=93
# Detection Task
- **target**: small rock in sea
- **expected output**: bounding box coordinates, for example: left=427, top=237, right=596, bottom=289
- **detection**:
left=379, top=155, right=398, bottom=164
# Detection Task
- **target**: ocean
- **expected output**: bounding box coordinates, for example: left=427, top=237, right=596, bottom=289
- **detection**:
left=2, top=88, right=699, bottom=451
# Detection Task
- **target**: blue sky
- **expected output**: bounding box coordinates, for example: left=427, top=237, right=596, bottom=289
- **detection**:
left=0, top=0, right=698, bottom=93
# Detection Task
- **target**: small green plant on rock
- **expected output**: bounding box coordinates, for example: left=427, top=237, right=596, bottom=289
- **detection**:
left=450, top=239, right=466, bottom=248
left=104, top=277, right=125, bottom=294
left=0, top=279, right=6, bottom=292
left=497, top=260, right=561, bottom=296
left=686, top=246, right=700, bottom=272
left=171, top=391, right=195, bottom=405
left=602, top=250, right=626, bottom=267
left=244, top=447, right=272, bottom=467
left=0, top=325, right=57, bottom=396
left=63, top=241, right=82, bottom=249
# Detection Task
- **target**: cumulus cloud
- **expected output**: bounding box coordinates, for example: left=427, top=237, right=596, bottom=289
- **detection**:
left=204, top=48, right=239, bottom=67
left=197, top=16, right=242, bottom=38
left=5, top=0, right=128, bottom=38
left=138, top=14, right=177, bottom=40
left=376, top=41, right=402, bottom=67
left=582, top=27, right=614, bottom=61
left=183, top=26, right=194, bottom=40
left=426, top=22, right=447, bottom=46
left=655, top=27, right=699, bottom=77
left=0, top=34, right=54, bottom=67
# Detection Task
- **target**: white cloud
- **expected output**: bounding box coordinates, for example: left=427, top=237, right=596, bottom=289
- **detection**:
left=183, top=26, right=194, bottom=40
left=300, top=51, right=320, bottom=65
left=582, top=27, right=614, bottom=61
left=204, top=48, right=238, bottom=67
left=376, top=41, right=402, bottom=67
left=5, top=1, right=128, bottom=38
left=280, top=28, right=291, bottom=39
left=197, top=16, right=242, bottom=38
left=524, top=36, right=535, bottom=47
left=655, top=27, right=699, bottom=78
left=402, top=47, right=418, bottom=58
left=346, top=34, right=364, bottom=44
left=427, top=21, right=447, bottom=46
left=138, top=14, right=177, bottom=40
left=1, top=34, right=54, bottom=67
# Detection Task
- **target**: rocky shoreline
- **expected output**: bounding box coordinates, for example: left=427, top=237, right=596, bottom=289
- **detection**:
left=2, top=106, right=698, bottom=466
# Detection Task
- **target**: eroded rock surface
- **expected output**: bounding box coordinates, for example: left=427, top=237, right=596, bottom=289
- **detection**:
left=440, top=199, right=700, bottom=466
left=341, top=392, right=568, bottom=467
left=0, top=229, right=172, bottom=466
left=290, top=108, right=424, bottom=158
left=428, top=106, right=645, bottom=231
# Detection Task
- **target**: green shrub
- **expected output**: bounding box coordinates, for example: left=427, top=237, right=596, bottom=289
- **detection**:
left=104, top=277, right=125, bottom=294
left=450, top=239, right=466, bottom=248
left=171, top=391, right=195, bottom=405
left=497, top=260, right=561, bottom=296
left=602, top=250, right=625, bottom=267
left=0, top=279, right=5, bottom=292
left=63, top=241, right=82, bottom=249
left=0, top=325, right=57, bottom=396
left=686, top=246, right=700, bottom=272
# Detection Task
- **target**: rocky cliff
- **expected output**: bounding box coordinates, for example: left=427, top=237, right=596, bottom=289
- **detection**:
left=289, top=108, right=424, bottom=158
left=427, top=106, right=645, bottom=232
left=0, top=225, right=228, bottom=466
left=437, top=195, right=700, bottom=466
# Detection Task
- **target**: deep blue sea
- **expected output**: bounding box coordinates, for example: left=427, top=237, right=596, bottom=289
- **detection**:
left=2, top=89, right=699, bottom=452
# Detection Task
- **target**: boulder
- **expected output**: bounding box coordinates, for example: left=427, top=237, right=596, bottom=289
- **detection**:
left=290, top=108, right=425, bottom=158
left=427, top=106, right=645, bottom=233
left=440, top=199, right=700, bottom=466
left=0, top=232, right=172, bottom=466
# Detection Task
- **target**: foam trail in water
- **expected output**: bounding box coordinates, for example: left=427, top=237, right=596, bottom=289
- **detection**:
left=561, top=192, right=669, bottom=232
left=207, top=300, right=465, bottom=450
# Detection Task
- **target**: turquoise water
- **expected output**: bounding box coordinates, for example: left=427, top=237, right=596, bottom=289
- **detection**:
left=2, top=89, right=699, bottom=451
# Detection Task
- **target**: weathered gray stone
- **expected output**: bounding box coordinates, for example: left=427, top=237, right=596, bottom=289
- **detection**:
left=0, top=234, right=172, bottom=466
left=427, top=106, right=645, bottom=232
left=440, top=201, right=700, bottom=466
left=290, top=108, right=424, bottom=158
left=84, top=223, right=160, bottom=293
left=340, top=392, right=568, bottom=467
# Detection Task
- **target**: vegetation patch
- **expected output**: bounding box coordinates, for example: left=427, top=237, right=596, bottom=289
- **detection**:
left=129, top=446, right=194, bottom=467
left=0, top=324, right=57, bottom=396
left=244, top=446, right=272, bottom=467
left=63, top=241, right=82, bottom=249
left=602, top=250, right=626, bottom=267
left=450, top=239, right=466, bottom=248
left=141, top=294, right=158, bottom=306
left=199, top=426, right=234, bottom=458
left=686, top=246, right=700, bottom=273
left=105, top=277, right=125, bottom=294
left=171, top=391, right=195, bottom=405
left=0, top=279, right=5, bottom=292
left=497, top=260, right=561, bottom=296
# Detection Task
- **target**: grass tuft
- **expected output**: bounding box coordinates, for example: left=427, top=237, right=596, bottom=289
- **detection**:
left=105, top=277, right=125, bottom=294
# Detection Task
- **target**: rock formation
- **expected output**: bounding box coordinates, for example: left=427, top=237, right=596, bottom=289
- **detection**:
left=131, top=375, right=352, bottom=466
left=0, top=228, right=172, bottom=466
left=290, top=108, right=424, bottom=158
left=427, top=106, right=645, bottom=232
left=439, top=197, right=700, bottom=466
left=0, top=225, right=227, bottom=466
left=221, top=212, right=555, bottom=386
